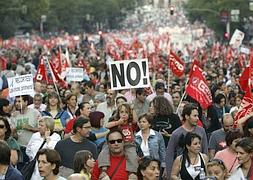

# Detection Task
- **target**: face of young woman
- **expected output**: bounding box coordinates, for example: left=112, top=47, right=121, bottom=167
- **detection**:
left=49, top=97, right=58, bottom=106
left=187, top=137, right=201, bottom=154
left=85, top=155, right=95, bottom=170
left=207, top=165, right=226, bottom=180
left=236, top=146, right=252, bottom=165
left=119, top=106, right=129, bottom=121
left=141, top=161, right=160, bottom=180
left=68, top=96, right=77, bottom=107
left=138, top=117, right=151, bottom=131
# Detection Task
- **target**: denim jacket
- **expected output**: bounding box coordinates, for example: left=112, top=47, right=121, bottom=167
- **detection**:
left=135, top=129, right=166, bottom=167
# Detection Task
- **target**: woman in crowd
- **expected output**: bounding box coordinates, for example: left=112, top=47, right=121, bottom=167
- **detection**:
left=150, top=96, right=181, bottom=146
left=63, top=93, right=78, bottom=119
left=214, top=129, right=243, bottom=173
left=37, top=148, right=66, bottom=180
left=206, top=159, right=227, bottom=180
left=0, top=98, right=11, bottom=118
left=171, top=132, right=209, bottom=180
left=135, top=113, right=166, bottom=169
left=73, top=150, right=95, bottom=180
left=42, top=92, right=71, bottom=129
left=137, top=156, right=160, bottom=180
left=234, top=137, right=253, bottom=179
left=26, top=116, right=61, bottom=180
left=0, top=116, right=20, bottom=165
left=89, top=111, right=109, bottom=148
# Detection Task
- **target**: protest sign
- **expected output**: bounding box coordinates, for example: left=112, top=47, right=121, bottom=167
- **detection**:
left=109, top=59, right=150, bottom=90
left=229, top=29, right=245, bottom=48
left=7, top=74, right=34, bottom=97
left=66, top=67, right=84, bottom=82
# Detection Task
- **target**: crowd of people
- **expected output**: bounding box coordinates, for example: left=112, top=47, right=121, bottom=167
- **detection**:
left=0, top=6, right=253, bottom=180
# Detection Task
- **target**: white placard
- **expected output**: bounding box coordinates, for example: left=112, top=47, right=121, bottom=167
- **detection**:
left=109, top=59, right=150, bottom=90
left=7, top=74, right=34, bottom=97
left=66, top=68, right=84, bottom=82
left=229, top=29, right=245, bottom=48
left=240, top=46, right=250, bottom=54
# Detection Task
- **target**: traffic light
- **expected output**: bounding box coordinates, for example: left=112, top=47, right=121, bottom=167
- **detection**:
left=170, top=6, right=174, bottom=15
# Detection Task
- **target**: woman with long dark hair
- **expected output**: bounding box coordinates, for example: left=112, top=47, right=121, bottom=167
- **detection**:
left=171, top=132, right=208, bottom=180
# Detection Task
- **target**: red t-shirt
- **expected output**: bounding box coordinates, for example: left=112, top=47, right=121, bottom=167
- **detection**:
left=64, top=118, right=76, bottom=134
left=92, top=155, right=128, bottom=180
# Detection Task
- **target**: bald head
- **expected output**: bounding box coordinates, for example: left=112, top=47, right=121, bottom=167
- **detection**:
left=222, top=113, right=234, bottom=132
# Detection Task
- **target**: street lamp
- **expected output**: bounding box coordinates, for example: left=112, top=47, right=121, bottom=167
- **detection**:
left=40, top=15, right=46, bottom=36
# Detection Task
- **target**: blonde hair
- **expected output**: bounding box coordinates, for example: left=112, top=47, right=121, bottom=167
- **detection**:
left=39, top=116, right=55, bottom=132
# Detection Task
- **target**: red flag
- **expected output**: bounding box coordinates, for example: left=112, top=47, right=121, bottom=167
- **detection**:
left=235, top=50, right=253, bottom=127
left=34, top=57, right=48, bottom=83
left=48, top=60, right=67, bottom=88
left=186, top=65, right=212, bottom=109
left=168, top=51, right=185, bottom=77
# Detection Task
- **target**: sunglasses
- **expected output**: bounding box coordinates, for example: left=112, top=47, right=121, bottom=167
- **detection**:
left=109, top=139, right=123, bottom=144
left=0, top=125, right=5, bottom=129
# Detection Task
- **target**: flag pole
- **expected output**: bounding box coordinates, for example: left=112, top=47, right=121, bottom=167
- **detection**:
left=176, top=78, right=189, bottom=114
left=45, top=56, right=61, bottom=100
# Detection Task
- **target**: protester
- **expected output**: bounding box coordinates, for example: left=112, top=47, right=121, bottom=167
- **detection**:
left=208, top=113, right=234, bottom=159
left=55, top=116, right=97, bottom=177
left=26, top=116, right=61, bottom=180
left=63, top=93, right=78, bottom=120
left=132, top=88, right=149, bottom=118
left=137, top=156, right=160, bottom=180
left=92, top=129, right=134, bottom=180
left=170, top=132, right=209, bottom=180
left=233, top=137, right=253, bottom=179
left=89, top=111, right=109, bottom=148
left=214, top=129, right=243, bottom=174
left=71, top=83, right=84, bottom=105
left=165, top=103, right=208, bottom=178
left=206, top=159, right=227, bottom=180
left=151, top=95, right=181, bottom=146
left=99, top=103, right=138, bottom=178
left=37, top=148, right=66, bottom=180
left=0, top=116, right=20, bottom=166
left=0, top=140, right=23, bottom=179
left=11, top=95, right=41, bottom=169
left=0, top=98, right=11, bottom=118
left=135, top=113, right=166, bottom=169
left=28, top=93, right=46, bottom=112
left=42, top=92, right=71, bottom=129
left=73, top=150, right=95, bottom=179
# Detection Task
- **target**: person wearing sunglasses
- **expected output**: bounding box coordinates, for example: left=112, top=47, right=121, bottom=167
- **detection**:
left=92, top=129, right=136, bottom=180
left=206, top=159, right=227, bottom=180
left=0, top=116, right=20, bottom=166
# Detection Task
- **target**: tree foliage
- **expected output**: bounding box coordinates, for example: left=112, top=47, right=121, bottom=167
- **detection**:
left=0, top=0, right=136, bottom=38
left=184, top=0, right=252, bottom=39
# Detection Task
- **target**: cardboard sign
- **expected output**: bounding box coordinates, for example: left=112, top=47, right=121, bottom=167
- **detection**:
left=109, top=59, right=150, bottom=90
left=229, top=29, right=245, bottom=48
left=66, top=68, right=84, bottom=82
left=7, top=74, right=34, bottom=97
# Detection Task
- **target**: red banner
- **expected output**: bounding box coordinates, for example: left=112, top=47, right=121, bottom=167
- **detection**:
left=168, top=51, right=185, bottom=77
left=186, top=66, right=212, bottom=109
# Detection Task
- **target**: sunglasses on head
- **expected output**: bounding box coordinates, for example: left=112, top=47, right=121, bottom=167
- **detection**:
left=0, top=125, right=5, bottom=129
left=109, top=139, right=123, bottom=144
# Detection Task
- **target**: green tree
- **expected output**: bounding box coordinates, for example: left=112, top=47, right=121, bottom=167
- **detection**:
left=185, top=0, right=251, bottom=39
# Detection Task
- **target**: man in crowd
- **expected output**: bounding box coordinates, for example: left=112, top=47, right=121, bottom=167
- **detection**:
left=28, top=93, right=46, bottom=112
left=132, top=88, right=149, bottom=118
left=83, top=81, right=98, bottom=105
left=146, top=81, right=173, bottom=105
left=96, top=88, right=117, bottom=126
left=208, top=113, right=234, bottom=159
left=92, top=129, right=135, bottom=180
left=71, top=82, right=84, bottom=104
left=11, top=95, right=41, bottom=169
left=165, top=103, right=208, bottom=178
left=55, top=116, right=97, bottom=177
